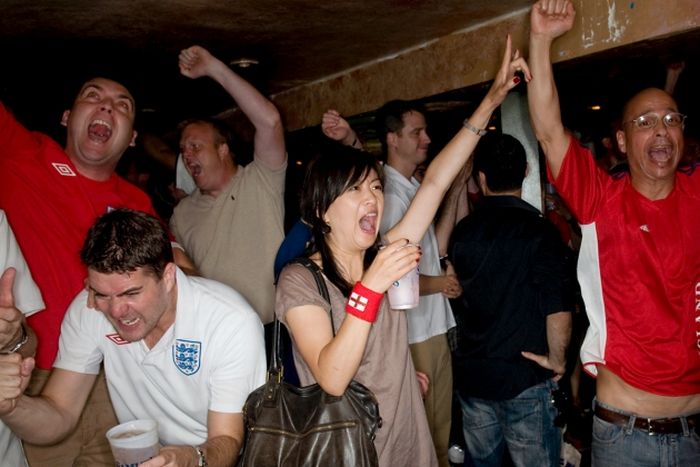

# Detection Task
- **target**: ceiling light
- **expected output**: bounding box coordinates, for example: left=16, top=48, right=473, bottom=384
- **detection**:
left=590, top=105, right=602, bottom=111
left=229, top=58, right=259, bottom=68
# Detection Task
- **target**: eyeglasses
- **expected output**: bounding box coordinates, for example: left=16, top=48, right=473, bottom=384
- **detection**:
left=623, top=112, right=687, bottom=130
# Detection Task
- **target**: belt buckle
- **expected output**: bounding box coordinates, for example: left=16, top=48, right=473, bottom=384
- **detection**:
left=646, top=418, right=655, bottom=435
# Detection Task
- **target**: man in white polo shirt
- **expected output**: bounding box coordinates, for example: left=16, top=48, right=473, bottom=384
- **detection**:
left=0, top=209, right=265, bottom=467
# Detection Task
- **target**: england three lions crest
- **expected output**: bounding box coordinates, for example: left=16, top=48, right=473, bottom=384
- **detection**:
left=173, top=339, right=201, bottom=375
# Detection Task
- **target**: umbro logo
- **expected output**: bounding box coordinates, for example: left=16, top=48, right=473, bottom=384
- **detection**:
left=106, top=333, right=129, bottom=345
left=52, top=163, right=76, bottom=176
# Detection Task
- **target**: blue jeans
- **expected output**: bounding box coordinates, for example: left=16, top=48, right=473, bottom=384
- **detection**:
left=592, top=399, right=700, bottom=467
left=458, top=379, right=561, bottom=467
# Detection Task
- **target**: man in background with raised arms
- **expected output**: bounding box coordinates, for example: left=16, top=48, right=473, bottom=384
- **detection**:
left=527, top=1, right=699, bottom=464
left=171, top=45, right=286, bottom=328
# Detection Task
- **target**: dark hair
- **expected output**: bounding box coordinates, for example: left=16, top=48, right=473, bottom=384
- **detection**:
left=300, top=144, right=384, bottom=296
left=473, top=133, right=527, bottom=192
left=375, top=100, right=426, bottom=156
left=178, top=118, right=234, bottom=152
left=81, top=209, right=173, bottom=278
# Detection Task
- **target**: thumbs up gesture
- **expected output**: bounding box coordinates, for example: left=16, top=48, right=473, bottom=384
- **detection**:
left=0, top=268, right=24, bottom=352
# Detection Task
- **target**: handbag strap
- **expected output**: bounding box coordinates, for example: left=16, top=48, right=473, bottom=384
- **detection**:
left=270, top=257, right=335, bottom=382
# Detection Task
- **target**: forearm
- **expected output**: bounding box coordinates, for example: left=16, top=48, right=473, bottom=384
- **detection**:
left=199, top=435, right=241, bottom=467
left=206, top=59, right=280, bottom=131
left=546, top=311, right=572, bottom=370
left=527, top=35, right=569, bottom=176
left=419, top=274, right=445, bottom=296
left=316, top=316, right=372, bottom=395
left=2, top=394, right=77, bottom=444
left=528, top=34, right=560, bottom=140
left=424, top=97, right=498, bottom=193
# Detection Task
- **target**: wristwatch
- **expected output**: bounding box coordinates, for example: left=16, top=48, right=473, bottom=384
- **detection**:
left=0, top=323, right=28, bottom=354
left=194, top=445, right=208, bottom=467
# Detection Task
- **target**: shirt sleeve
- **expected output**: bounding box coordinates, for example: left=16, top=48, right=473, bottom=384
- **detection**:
left=275, top=263, right=330, bottom=328
left=53, top=290, right=104, bottom=375
left=549, top=136, right=615, bottom=224
left=207, top=310, right=266, bottom=413
left=0, top=210, right=44, bottom=316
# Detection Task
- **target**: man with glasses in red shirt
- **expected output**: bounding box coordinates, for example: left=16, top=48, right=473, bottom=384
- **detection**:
left=527, top=1, right=699, bottom=465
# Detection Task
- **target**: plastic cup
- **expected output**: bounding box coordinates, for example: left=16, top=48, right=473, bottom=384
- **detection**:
left=106, top=419, right=159, bottom=467
left=387, top=266, right=419, bottom=310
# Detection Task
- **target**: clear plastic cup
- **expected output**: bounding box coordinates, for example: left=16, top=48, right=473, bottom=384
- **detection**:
left=387, top=266, right=419, bottom=310
left=106, top=419, right=159, bottom=467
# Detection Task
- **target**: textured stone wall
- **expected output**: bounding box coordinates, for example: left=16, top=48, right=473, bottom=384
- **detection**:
left=272, top=0, right=699, bottom=130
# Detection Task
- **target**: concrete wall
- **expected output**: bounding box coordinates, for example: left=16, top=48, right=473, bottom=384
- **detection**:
left=271, top=0, right=700, bottom=131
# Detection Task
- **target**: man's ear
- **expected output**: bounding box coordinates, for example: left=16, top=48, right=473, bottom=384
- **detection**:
left=163, top=262, right=177, bottom=292
left=61, top=110, right=70, bottom=127
left=615, top=130, right=628, bottom=154
left=386, top=132, right=398, bottom=149
left=217, top=142, right=231, bottom=161
left=129, top=130, right=138, bottom=148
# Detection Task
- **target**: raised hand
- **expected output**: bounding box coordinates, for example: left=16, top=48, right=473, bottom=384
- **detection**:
left=321, top=110, right=356, bottom=146
left=531, top=0, right=576, bottom=41
left=483, top=34, right=532, bottom=109
left=179, top=45, right=219, bottom=80
left=0, top=268, right=23, bottom=350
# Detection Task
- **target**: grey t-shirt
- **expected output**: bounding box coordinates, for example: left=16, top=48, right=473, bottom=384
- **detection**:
left=275, top=262, right=437, bottom=467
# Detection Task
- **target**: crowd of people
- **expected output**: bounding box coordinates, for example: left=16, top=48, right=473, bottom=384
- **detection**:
left=0, top=1, right=697, bottom=466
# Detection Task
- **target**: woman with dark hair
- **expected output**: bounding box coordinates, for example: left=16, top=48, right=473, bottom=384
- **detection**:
left=275, top=36, right=529, bottom=466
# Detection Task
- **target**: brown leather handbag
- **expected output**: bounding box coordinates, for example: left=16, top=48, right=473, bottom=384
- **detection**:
left=237, top=258, right=381, bottom=467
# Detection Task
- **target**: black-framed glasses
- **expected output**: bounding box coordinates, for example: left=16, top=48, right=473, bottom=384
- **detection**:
left=623, top=112, right=687, bottom=130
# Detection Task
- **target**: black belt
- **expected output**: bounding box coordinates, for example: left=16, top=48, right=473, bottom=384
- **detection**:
left=594, top=405, right=700, bottom=435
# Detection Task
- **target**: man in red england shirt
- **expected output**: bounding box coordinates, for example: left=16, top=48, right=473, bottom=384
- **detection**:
left=527, top=1, right=699, bottom=465
left=0, top=77, right=194, bottom=466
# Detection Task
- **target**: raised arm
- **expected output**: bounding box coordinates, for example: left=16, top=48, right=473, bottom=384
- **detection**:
left=527, top=0, right=576, bottom=178
left=179, top=46, right=286, bottom=170
left=386, top=35, right=529, bottom=244
left=321, top=110, right=364, bottom=150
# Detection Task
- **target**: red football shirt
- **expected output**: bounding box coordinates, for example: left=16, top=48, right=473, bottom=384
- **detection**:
left=0, top=103, right=157, bottom=369
left=551, top=137, right=700, bottom=396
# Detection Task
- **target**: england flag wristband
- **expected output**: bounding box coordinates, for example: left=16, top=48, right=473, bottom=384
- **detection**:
left=345, top=282, right=383, bottom=323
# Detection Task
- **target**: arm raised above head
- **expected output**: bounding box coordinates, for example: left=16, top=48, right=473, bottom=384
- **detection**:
left=527, top=0, right=576, bottom=179
left=179, top=45, right=286, bottom=170
left=321, top=110, right=364, bottom=150
left=386, top=35, right=529, bottom=244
